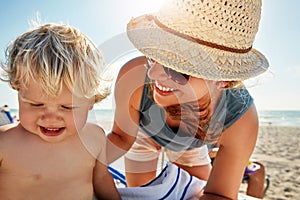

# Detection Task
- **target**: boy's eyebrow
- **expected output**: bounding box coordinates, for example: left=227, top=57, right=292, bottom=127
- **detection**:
left=19, top=96, right=36, bottom=103
left=19, top=95, right=86, bottom=106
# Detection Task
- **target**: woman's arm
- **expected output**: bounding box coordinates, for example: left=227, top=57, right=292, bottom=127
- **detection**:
left=202, top=105, right=259, bottom=199
left=106, top=56, right=148, bottom=164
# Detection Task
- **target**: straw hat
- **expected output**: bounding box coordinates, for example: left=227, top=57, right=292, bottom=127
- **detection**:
left=127, top=0, right=269, bottom=81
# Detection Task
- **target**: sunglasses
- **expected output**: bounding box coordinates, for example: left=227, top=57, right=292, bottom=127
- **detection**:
left=147, top=58, right=190, bottom=85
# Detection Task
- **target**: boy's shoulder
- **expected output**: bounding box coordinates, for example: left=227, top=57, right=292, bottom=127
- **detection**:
left=84, top=123, right=106, bottom=135
left=79, top=123, right=107, bottom=153
left=0, top=123, right=20, bottom=158
left=0, top=123, right=19, bottom=135
left=80, top=123, right=107, bottom=143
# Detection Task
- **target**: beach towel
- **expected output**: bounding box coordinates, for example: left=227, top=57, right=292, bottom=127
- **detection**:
left=117, top=162, right=205, bottom=200
left=109, top=162, right=261, bottom=200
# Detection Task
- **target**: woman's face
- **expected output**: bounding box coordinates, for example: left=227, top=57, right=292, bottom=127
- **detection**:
left=147, top=61, right=211, bottom=107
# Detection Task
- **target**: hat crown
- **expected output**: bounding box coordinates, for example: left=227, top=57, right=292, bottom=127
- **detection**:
left=156, top=0, right=262, bottom=50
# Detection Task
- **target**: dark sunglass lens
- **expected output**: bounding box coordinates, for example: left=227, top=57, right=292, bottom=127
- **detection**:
left=163, top=66, right=189, bottom=85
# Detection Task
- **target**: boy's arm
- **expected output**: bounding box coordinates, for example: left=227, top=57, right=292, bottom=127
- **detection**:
left=93, top=128, right=121, bottom=200
left=93, top=160, right=121, bottom=200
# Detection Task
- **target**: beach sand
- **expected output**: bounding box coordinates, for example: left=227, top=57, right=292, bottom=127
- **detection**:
left=247, top=126, right=300, bottom=200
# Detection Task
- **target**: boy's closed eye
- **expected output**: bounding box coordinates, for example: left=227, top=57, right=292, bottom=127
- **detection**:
left=61, top=105, right=77, bottom=110
left=28, top=102, right=76, bottom=111
left=30, top=103, right=44, bottom=107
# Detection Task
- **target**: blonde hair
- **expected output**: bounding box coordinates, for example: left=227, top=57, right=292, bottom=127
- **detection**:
left=148, top=78, right=242, bottom=141
left=165, top=81, right=244, bottom=141
left=1, top=23, right=110, bottom=103
left=165, top=93, right=211, bottom=141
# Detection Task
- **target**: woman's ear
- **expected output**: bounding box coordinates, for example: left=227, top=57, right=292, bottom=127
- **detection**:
left=89, top=104, right=94, bottom=110
left=88, top=100, right=94, bottom=110
left=217, top=81, right=229, bottom=89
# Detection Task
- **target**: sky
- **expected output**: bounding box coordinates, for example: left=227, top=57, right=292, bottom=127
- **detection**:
left=0, top=0, right=299, bottom=111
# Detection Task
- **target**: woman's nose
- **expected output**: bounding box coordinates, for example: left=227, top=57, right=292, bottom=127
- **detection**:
left=147, top=62, right=168, bottom=81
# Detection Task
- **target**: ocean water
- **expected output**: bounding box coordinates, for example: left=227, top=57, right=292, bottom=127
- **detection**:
left=90, top=109, right=300, bottom=128
left=10, top=109, right=300, bottom=128
left=257, top=110, right=300, bottom=127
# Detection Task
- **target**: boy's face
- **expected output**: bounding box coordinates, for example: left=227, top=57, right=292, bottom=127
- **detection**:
left=17, top=79, right=94, bottom=143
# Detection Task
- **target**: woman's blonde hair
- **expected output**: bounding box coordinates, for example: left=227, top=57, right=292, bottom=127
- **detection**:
left=1, top=23, right=110, bottom=103
left=165, top=93, right=211, bottom=141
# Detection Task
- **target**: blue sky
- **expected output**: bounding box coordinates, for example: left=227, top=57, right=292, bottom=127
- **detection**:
left=0, top=0, right=299, bottom=111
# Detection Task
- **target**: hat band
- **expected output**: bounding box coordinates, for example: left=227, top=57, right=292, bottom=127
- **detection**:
left=148, top=15, right=252, bottom=54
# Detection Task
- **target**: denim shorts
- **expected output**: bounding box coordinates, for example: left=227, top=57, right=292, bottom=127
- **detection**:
left=125, top=129, right=211, bottom=167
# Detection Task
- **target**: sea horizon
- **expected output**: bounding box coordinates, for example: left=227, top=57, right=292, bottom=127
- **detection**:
left=9, top=108, right=300, bottom=128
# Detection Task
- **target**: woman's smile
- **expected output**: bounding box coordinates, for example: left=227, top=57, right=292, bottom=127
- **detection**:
left=154, top=81, right=176, bottom=96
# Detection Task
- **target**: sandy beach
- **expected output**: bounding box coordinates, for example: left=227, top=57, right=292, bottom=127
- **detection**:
left=247, top=126, right=300, bottom=200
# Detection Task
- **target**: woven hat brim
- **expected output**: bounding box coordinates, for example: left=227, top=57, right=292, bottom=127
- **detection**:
left=127, top=14, right=269, bottom=81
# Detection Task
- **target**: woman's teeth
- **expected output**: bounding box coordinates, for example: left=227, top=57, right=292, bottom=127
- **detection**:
left=155, top=82, right=174, bottom=92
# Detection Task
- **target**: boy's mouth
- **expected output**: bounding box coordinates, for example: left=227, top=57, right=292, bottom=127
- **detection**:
left=40, top=126, right=65, bottom=137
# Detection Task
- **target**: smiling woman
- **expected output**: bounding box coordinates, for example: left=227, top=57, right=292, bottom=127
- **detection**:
left=107, top=0, right=271, bottom=199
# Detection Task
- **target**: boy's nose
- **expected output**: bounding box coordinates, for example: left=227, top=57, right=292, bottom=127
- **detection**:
left=41, top=108, right=63, bottom=121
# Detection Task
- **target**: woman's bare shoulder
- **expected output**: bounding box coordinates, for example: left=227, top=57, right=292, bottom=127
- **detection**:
left=117, top=56, right=147, bottom=78
left=115, top=56, right=148, bottom=110
left=219, top=104, right=258, bottom=150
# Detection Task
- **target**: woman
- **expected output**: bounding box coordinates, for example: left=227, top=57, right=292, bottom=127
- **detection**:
left=107, top=0, right=269, bottom=199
